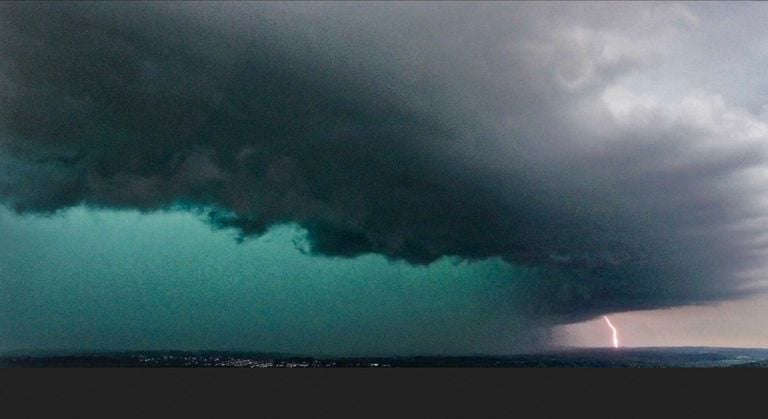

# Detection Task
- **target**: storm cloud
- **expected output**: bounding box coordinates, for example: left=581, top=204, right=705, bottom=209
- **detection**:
left=2, top=2, right=768, bottom=325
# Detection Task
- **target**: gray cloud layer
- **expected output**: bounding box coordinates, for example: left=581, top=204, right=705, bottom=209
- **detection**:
left=2, top=2, right=768, bottom=324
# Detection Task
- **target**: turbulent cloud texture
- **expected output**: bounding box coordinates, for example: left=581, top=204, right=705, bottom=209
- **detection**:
left=2, top=2, right=768, bottom=324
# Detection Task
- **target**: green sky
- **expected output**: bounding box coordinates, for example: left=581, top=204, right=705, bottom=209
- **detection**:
left=0, top=206, right=547, bottom=355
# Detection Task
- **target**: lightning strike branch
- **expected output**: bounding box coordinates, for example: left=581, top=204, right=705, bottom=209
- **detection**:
left=603, top=316, right=620, bottom=349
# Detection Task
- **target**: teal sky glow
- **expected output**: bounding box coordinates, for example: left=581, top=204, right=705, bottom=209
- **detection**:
left=0, top=206, right=545, bottom=355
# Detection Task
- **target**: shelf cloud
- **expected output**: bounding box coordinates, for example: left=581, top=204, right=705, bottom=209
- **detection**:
left=2, top=2, right=768, bottom=326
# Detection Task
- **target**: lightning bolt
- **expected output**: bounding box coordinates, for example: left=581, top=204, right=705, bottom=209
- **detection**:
left=602, top=316, right=620, bottom=349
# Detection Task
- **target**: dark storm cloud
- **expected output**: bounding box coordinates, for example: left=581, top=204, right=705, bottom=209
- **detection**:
left=2, top=2, right=768, bottom=323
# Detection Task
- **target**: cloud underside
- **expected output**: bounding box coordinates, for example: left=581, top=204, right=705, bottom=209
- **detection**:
left=2, top=2, right=768, bottom=324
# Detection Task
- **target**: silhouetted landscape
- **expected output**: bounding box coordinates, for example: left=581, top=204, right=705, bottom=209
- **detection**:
left=4, top=347, right=768, bottom=368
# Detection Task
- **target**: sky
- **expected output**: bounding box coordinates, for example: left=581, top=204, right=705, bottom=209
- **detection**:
left=2, top=2, right=768, bottom=354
